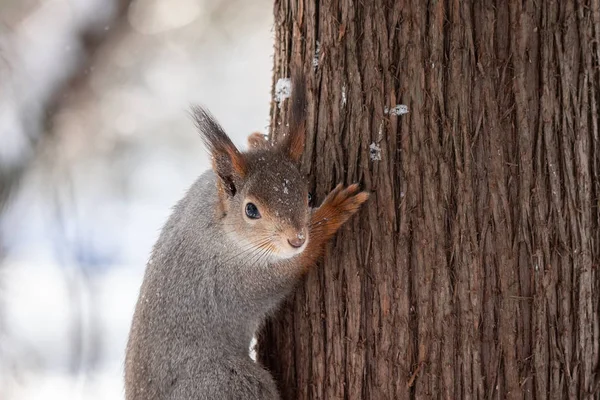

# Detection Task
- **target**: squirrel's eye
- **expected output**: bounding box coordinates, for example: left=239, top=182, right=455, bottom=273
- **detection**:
left=308, top=192, right=314, bottom=207
left=245, top=203, right=261, bottom=219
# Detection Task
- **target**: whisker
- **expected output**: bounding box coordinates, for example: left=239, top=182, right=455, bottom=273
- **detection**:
left=246, top=244, right=274, bottom=272
left=245, top=237, right=275, bottom=268
left=244, top=234, right=278, bottom=268
left=217, top=237, right=273, bottom=266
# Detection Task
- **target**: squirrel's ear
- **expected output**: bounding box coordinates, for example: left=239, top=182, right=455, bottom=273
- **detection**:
left=278, top=73, right=306, bottom=162
left=247, top=132, right=270, bottom=150
left=192, top=106, right=247, bottom=197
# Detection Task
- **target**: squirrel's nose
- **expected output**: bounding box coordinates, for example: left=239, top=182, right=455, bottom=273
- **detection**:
left=288, top=231, right=306, bottom=248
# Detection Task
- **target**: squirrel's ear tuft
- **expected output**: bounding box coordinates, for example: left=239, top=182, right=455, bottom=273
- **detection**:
left=192, top=106, right=247, bottom=196
left=278, top=72, right=306, bottom=162
left=247, top=132, right=270, bottom=150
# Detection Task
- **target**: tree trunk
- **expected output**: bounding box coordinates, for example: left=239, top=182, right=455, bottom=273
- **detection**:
left=259, top=1, right=600, bottom=399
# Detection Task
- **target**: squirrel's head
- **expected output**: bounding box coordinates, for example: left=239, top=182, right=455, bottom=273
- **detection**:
left=193, top=76, right=309, bottom=260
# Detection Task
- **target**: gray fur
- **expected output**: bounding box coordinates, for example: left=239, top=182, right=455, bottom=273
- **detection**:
left=125, top=170, right=303, bottom=400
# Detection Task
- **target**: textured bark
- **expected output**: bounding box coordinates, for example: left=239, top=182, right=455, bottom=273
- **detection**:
left=259, top=1, right=600, bottom=399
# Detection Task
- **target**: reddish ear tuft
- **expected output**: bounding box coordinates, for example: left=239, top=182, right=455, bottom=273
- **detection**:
left=279, top=72, right=307, bottom=162
left=224, top=147, right=247, bottom=177
left=192, top=105, right=247, bottom=181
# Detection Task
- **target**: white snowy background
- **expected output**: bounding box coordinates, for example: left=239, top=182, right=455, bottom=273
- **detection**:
left=0, top=0, right=274, bottom=398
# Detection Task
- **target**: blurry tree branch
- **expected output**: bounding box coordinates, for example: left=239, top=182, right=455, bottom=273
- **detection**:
left=0, top=0, right=131, bottom=212
left=0, top=1, right=131, bottom=396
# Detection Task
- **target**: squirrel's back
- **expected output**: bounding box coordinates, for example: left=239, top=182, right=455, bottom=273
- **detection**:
left=125, top=170, right=219, bottom=399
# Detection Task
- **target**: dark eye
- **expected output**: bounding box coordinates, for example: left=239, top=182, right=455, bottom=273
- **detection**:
left=308, top=192, right=314, bottom=207
left=245, top=203, right=261, bottom=219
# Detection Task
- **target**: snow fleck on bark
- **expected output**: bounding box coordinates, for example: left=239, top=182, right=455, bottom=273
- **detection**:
left=369, top=143, right=381, bottom=161
left=384, top=104, right=409, bottom=116
left=312, top=41, right=320, bottom=68
left=274, top=78, right=292, bottom=108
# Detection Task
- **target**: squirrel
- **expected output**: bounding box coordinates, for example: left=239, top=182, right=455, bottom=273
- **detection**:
left=124, top=75, right=369, bottom=400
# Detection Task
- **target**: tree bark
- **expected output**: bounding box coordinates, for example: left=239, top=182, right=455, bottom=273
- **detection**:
left=259, top=1, right=600, bottom=399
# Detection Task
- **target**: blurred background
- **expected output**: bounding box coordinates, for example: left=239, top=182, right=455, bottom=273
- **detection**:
left=0, top=0, right=274, bottom=398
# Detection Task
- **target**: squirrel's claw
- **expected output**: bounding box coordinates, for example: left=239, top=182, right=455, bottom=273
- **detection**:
left=323, top=183, right=344, bottom=202
left=321, top=183, right=364, bottom=206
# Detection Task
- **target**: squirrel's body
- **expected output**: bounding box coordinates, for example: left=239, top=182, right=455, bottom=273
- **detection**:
left=126, top=171, right=285, bottom=399
left=125, top=75, right=369, bottom=399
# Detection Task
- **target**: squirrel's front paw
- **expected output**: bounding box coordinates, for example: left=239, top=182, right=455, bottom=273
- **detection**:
left=315, top=183, right=369, bottom=233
